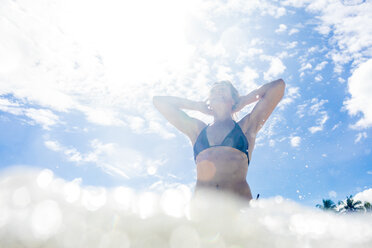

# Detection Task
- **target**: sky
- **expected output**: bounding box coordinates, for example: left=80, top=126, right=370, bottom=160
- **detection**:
left=0, top=0, right=372, bottom=208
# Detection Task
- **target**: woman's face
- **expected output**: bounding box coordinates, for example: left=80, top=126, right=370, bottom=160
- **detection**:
left=208, top=83, right=235, bottom=108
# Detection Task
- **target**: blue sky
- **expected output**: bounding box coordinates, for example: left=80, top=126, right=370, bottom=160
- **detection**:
left=1, top=0, right=372, bottom=207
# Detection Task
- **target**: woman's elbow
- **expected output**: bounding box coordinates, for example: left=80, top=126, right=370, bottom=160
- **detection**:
left=277, top=78, right=286, bottom=87
left=153, top=96, right=164, bottom=105
left=276, top=79, right=286, bottom=94
left=152, top=96, right=162, bottom=108
left=273, top=79, right=285, bottom=98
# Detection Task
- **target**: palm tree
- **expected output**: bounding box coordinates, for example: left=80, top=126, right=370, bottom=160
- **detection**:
left=316, top=199, right=337, bottom=211
left=337, top=195, right=364, bottom=213
left=364, top=201, right=372, bottom=212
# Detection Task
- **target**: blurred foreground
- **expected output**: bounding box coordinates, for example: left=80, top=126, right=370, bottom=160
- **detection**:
left=1, top=167, right=372, bottom=248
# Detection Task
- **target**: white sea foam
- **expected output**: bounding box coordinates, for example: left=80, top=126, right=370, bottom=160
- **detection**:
left=1, top=167, right=372, bottom=248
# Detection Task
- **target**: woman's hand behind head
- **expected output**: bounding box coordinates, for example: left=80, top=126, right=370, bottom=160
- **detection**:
left=232, top=96, right=245, bottom=113
left=196, top=100, right=214, bottom=116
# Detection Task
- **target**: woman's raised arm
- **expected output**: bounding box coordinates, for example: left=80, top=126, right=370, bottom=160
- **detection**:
left=233, top=79, right=285, bottom=134
left=152, top=96, right=212, bottom=140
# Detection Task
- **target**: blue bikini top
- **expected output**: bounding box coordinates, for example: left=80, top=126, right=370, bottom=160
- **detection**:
left=193, top=121, right=250, bottom=165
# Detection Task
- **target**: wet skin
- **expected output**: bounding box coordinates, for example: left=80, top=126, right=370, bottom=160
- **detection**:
left=153, top=79, right=285, bottom=204
left=191, top=121, right=256, bottom=202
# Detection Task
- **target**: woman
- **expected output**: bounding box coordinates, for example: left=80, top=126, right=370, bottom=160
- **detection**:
left=153, top=79, right=285, bottom=203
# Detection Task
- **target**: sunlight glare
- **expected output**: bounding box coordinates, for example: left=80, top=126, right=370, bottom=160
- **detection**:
left=169, top=225, right=201, bottom=248
left=136, top=191, right=159, bottom=219
left=57, top=0, right=195, bottom=89
left=99, top=230, right=131, bottom=248
left=0, top=206, right=9, bottom=228
left=31, top=200, right=62, bottom=239
left=114, top=186, right=135, bottom=211
left=12, top=187, right=31, bottom=208
left=81, top=186, right=107, bottom=211
left=63, top=179, right=81, bottom=203
left=36, top=169, right=54, bottom=189
left=160, top=188, right=187, bottom=218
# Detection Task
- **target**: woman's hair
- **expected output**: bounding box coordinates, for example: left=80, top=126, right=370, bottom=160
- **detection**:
left=210, top=80, right=240, bottom=121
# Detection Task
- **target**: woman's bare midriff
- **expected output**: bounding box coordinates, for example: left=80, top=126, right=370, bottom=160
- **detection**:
left=194, top=146, right=253, bottom=201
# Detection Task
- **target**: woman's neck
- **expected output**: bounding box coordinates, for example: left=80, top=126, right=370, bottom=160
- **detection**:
left=212, top=116, right=234, bottom=125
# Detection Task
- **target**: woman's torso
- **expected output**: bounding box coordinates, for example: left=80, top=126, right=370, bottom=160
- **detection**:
left=190, top=120, right=256, bottom=198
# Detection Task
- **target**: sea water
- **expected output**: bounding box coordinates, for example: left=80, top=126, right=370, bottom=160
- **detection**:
left=1, top=167, right=372, bottom=248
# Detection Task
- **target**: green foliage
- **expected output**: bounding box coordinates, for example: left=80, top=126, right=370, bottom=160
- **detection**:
left=364, top=201, right=372, bottom=212
left=337, top=195, right=364, bottom=214
left=315, top=199, right=337, bottom=212
left=316, top=195, right=372, bottom=214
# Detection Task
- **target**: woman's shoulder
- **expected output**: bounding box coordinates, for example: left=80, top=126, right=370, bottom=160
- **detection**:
left=190, top=121, right=208, bottom=146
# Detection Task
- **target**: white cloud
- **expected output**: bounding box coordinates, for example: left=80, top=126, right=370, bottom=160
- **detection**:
left=328, top=190, right=337, bottom=198
left=126, top=115, right=146, bottom=134
left=145, top=158, right=168, bottom=176
left=275, top=24, right=287, bottom=33
left=286, top=41, right=298, bottom=49
left=290, top=136, right=301, bottom=147
left=0, top=0, right=200, bottom=136
left=314, top=74, right=323, bottom=82
left=236, top=47, right=263, bottom=64
left=299, top=61, right=313, bottom=77
left=354, top=132, right=367, bottom=144
left=296, top=103, right=307, bottom=118
left=215, top=64, right=234, bottom=81
left=278, top=86, right=301, bottom=110
left=308, top=112, right=328, bottom=133
left=289, top=28, right=299, bottom=35
left=298, top=98, right=329, bottom=133
left=300, top=62, right=312, bottom=71
left=43, top=138, right=168, bottom=179
left=308, top=46, right=318, bottom=53
left=0, top=96, right=60, bottom=130
left=0, top=98, right=20, bottom=108
left=44, top=140, right=83, bottom=162
left=274, top=7, right=287, bottom=18
left=354, top=188, right=372, bottom=203
left=147, top=120, right=176, bottom=140
left=256, top=115, right=283, bottom=140
left=283, top=0, right=372, bottom=73
left=277, top=51, right=290, bottom=59
left=64, top=148, right=83, bottom=163
left=331, top=122, right=340, bottom=131
left=85, top=139, right=144, bottom=178
left=250, top=38, right=264, bottom=46
left=209, top=0, right=286, bottom=19
left=343, top=59, right=372, bottom=130
left=281, top=0, right=311, bottom=8
left=237, top=66, right=260, bottom=90
left=247, top=48, right=264, bottom=56
left=44, top=140, right=62, bottom=152
left=201, top=40, right=226, bottom=58
left=315, top=61, right=328, bottom=71
left=0, top=97, right=24, bottom=116
left=24, top=108, right=60, bottom=130
left=309, top=98, right=328, bottom=115
left=263, top=57, right=286, bottom=81
left=78, top=106, right=126, bottom=127
left=338, top=77, right=346, bottom=84
left=220, top=26, right=248, bottom=54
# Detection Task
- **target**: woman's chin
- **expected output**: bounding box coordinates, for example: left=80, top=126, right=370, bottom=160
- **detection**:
left=210, top=103, right=230, bottom=111
left=210, top=99, right=228, bottom=106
